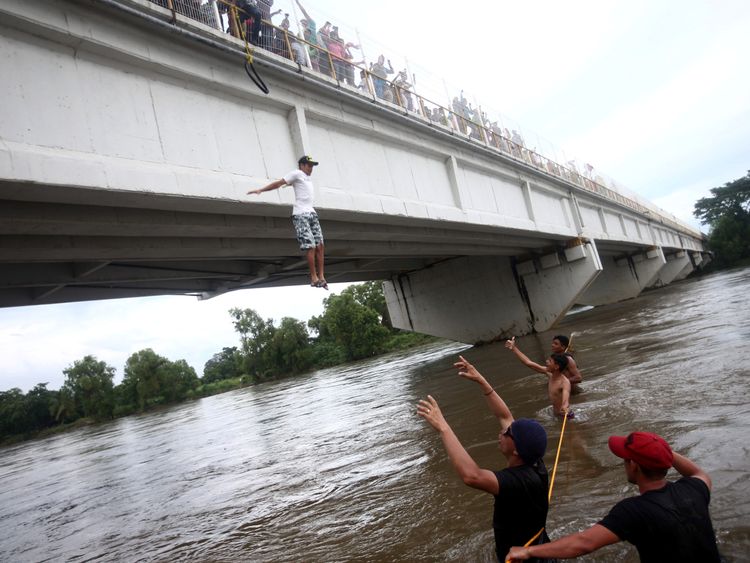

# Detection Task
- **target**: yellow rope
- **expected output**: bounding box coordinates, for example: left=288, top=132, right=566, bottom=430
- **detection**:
left=505, top=411, right=569, bottom=562
left=548, top=410, right=569, bottom=501
left=231, top=5, right=254, bottom=64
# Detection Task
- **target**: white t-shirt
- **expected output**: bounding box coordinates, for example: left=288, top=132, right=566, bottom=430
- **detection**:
left=283, top=169, right=316, bottom=215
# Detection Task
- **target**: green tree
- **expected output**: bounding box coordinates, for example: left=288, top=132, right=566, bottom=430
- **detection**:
left=346, top=281, right=392, bottom=328
left=229, top=308, right=276, bottom=377
left=121, top=349, right=199, bottom=410
left=25, top=383, right=58, bottom=430
left=121, top=349, right=169, bottom=410
left=694, top=171, right=750, bottom=268
left=0, top=388, right=29, bottom=438
left=62, top=355, right=116, bottom=420
left=265, top=317, right=313, bottom=375
left=310, top=292, right=389, bottom=361
left=203, top=347, right=242, bottom=383
left=160, top=359, right=199, bottom=403
left=52, top=385, right=78, bottom=424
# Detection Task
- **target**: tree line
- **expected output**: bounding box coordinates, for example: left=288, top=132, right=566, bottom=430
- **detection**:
left=693, top=170, right=750, bottom=269
left=1, top=282, right=433, bottom=444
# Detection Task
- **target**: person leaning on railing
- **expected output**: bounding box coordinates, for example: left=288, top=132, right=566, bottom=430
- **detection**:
left=295, top=0, right=320, bottom=72
left=255, top=0, right=275, bottom=50
left=370, top=55, right=394, bottom=100
left=221, top=0, right=261, bottom=44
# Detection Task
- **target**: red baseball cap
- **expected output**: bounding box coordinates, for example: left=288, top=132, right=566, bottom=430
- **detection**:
left=608, top=431, right=674, bottom=470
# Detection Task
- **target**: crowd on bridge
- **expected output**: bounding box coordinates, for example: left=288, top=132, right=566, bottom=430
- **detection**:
left=150, top=0, right=609, bottom=191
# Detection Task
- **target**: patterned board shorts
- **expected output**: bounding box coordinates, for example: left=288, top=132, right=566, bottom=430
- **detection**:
left=292, top=212, right=324, bottom=250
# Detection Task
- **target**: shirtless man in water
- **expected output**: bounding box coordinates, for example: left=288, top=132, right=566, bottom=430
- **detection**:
left=506, top=335, right=582, bottom=388
left=507, top=338, right=573, bottom=417
left=545, top=354, right=572, bottom=418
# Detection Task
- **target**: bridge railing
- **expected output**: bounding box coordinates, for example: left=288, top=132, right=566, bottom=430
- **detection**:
left=144, top=0, right=698, bottom=238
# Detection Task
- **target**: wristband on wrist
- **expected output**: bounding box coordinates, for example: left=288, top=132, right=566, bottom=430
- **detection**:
left=484, top=388, right=494, bottom=396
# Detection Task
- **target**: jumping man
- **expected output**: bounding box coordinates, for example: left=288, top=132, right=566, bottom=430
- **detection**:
left=248, top=156, right=327, bottom=289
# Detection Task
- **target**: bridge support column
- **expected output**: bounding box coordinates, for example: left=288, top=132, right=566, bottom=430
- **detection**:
left=648, top=250, right=691, bottom=288
left=383, top=241, right=601, bottom=344
left=578, top=246, right=666, bottom=306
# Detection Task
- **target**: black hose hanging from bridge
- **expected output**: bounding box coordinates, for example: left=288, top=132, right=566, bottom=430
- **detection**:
left=244, top=60, right=269, bottom=94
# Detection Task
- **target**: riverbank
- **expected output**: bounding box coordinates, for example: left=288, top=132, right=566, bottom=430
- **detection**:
left=1, top=331, right=439, bottom=448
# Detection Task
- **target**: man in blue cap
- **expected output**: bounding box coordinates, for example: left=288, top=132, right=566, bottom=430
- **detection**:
left=417, top=355, right=555, bottom=562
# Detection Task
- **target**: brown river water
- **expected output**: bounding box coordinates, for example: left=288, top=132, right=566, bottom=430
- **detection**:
left=1, top=267, right=749, bottom=562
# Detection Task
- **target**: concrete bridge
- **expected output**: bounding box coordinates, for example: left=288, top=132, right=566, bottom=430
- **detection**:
left=0, top=0, right=708, bottom=343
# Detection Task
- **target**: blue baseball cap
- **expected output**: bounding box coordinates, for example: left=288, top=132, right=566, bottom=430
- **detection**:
left=510, top=418, right=547, bottom=463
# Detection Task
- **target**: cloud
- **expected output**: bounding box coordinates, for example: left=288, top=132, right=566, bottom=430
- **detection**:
left=0, top=285, right=344, bottom=392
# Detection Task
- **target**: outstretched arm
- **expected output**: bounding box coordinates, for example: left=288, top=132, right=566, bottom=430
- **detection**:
left=505, top=337, right=547, bottom=374
left=506, top=524, right=620, bottom=561
left=248, top=178, right=286, bottom=195
left=454, top=355, right=513, bottom=428
left=417, top=395, right=499, bottom=495
left=672, top=452, right=712, bottom=489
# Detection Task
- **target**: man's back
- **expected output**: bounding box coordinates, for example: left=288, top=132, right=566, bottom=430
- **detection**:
left=494, top=462, right=552, bottom=562
left=599, top=477, right=721, bottom=562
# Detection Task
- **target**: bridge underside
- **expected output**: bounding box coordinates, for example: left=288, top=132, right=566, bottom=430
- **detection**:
left=0, top=180, right=569, bottom=308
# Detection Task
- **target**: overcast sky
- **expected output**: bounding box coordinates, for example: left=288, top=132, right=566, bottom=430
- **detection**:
left=2, top=0, right=749, bottom=392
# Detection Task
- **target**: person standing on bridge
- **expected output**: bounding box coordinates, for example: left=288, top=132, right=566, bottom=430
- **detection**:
left=417, top=356, right=557, bottom=562
left=247, top=156, right=327, bottom=289
left=505, top=431, right=722, bottom=562
left=506, top=335, right=583, bottom=389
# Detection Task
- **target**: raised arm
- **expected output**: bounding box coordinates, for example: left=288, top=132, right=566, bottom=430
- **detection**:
left=294, top=0, right=312, bottom=22
left=454, top=355, right=513, bottom=427
left=672, top=452, right=712, bottom=489
left=417, top=395, right=499, bottom=495
left=247, top=178, right=286, bottom=195
left=505, top=337, right=547, bottom=374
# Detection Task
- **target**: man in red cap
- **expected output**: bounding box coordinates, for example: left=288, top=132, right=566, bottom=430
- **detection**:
left=505, top=431, right=722, bottom=562
left=248, top=156, right=327, bottom=289
left=417, top=356, right=556, bottom=562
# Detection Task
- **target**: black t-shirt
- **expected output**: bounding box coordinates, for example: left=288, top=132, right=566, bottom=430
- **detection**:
left=599, top=477, right=721, bottom=562
left=493, top=461, right=555, bottom=563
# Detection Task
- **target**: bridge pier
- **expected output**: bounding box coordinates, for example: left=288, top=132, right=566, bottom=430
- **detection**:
left=649, top=250, right=691, bottom=288
left=577, top=246, right=666, bottom=306
left=383, top=241, right=601, bottom=344
left=674, top=251, right=705, bottom=281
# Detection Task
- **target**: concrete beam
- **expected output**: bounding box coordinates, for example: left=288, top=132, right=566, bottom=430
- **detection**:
left=520, top=240, right=602, bottom=331
left=578, top=246, right=666, bottom=306
left=648, top=250, right=690, bottom=288
left=384, top=256, right=532, bottom=343
left=383, top=240, right=602, bottom=343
